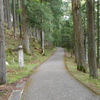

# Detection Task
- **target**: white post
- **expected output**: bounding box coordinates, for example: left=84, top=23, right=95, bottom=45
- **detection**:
left=18, top=45, right=24, bottom=68
left=42, top=30, right=44, bottom=54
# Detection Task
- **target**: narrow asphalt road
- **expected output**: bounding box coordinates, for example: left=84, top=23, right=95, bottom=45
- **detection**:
left=21, top=47, right=100, bottom=100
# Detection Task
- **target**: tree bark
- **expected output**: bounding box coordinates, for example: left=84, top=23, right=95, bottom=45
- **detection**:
left=40, top=30, right=45, bottom=54
left=22, top=0, right=30, bottom=54
left=23, top=24, right=30, bottom=54
left=12, top=0, right=16, bottom=36
left=3, top=0, right=7, bottom=22
left=97, top=0, right=100, bottom=68
left=18, top=0, right=22, bottom=38
left=36, top=29, right=40, bottom=41
left=72, top=0, right=87, bottom=72
left=0, top=0, right=7, bottom=84
left=86, top=0, right=98, bottom=78
left=7, top=0, right=12, bottom=29
left=4, top=0, right=12, bottom=28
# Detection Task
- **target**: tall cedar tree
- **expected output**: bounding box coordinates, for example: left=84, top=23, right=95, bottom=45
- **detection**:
left=22, top=0, right=30, bottom=54
left=12, top=0, right=17, bottom=36
left=72, top=0, right=87, bottom=72
left=97, top=0, right=100, bottom=68
left=0, top=0, right=7, bottom=84
left=7, top=0, right=12, bottom=29
left=86, top=0, right=98, bottom=78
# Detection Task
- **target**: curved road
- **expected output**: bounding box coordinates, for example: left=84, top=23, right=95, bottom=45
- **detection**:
left=22, top=47, right=100, bottom=100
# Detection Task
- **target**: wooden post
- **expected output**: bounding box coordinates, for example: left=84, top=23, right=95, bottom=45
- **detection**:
left=18, top=45, right=24, bottom=68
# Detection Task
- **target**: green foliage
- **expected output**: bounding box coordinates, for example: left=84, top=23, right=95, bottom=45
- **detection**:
left=26, top=1, right=53, bottom=30
left=61, top=18, right=74, bottom=50
left=45, top=33, right=54, bottom=42
left=17, top=9, right=22, bottom=15
left=24, top=0, right=63, bottom=45
left=50, top=0, right=63, bottom=17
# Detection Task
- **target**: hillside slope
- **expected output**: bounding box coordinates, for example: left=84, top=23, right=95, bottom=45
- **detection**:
left=0, top=25, right=56, bottom=100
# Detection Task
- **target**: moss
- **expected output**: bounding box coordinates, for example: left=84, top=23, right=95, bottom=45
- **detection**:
left=77, top=65, right=86, bottom=73
left=6, top=48, right=12, bottom=54
left=80, top=66, right=86, bottom=73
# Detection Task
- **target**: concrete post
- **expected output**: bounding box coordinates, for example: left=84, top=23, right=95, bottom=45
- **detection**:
left=18, top=45, right=24, bottom=68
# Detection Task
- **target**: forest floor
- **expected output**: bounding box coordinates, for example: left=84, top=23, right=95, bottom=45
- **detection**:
left=65, top=50, right=100, bottom=95
left=0, top=25, right=56, bottom=100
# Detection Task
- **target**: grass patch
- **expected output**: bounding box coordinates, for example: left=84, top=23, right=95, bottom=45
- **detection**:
left=6, top=48, right=56, bottom=84
left=4, top=26, right=56, bottom=84
left=0, top=23, right=56, bottom=100
left=65, top=51, right=100, bottom=94
left=7, top=63, right=38, bottom=83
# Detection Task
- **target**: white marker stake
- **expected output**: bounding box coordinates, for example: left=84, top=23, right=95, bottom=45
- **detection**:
left=18, top=45, right=24, bottom=68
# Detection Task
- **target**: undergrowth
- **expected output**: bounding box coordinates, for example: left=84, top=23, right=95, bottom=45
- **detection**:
left=0, top=25, right=56, bottom=100
left=5, top=26, right=56, bottom=84
left=6, top=48, right=56, bottom=84
left=65, top=51, right=100, bottom=94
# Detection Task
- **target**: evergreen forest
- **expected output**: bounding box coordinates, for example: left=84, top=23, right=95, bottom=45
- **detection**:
left=0, top=0, right=100, bottom=99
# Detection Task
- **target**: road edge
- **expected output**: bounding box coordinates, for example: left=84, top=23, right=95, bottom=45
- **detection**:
left=8, top=48, right=57, bottom=100
left=64, top=49, right=100, bottom=96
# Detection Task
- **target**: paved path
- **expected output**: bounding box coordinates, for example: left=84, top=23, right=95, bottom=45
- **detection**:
left=21, top=47, right=100, bottom=100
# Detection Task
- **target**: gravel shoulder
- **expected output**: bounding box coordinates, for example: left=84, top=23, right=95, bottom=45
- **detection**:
left=21, top=47, right=100, bottom=100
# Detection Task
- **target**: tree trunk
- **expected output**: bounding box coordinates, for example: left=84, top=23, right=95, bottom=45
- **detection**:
left=22, top=0, right=30, bottom=54
left=23, top=24, right=30, bottom=54
left=36, top=29, right=40, bottom=41
left=33, top=27, right=36, bottom=38
left=4, top=0, right=12, bottom=28
left=12, top=0, right=16, bottom=36
left=72, top=0, right=87, bottom=72
left=97, top=0, right=100, bottom=68
left=0, top=0, right=7, bottom=84
left=86, top=0, right=98, bottom=78
left=19, top=14, right=22, bottom=38
left=7, top=0, right=12, bottom=29
left=17, top=0, right=22, bottom=38
left=40, top=30, right=45, bottom=54
left=3, top=0, right=7, bottom=22
left=40, top=30, right=42, bottom=48
left=16, top=0, right=19, bottom=29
